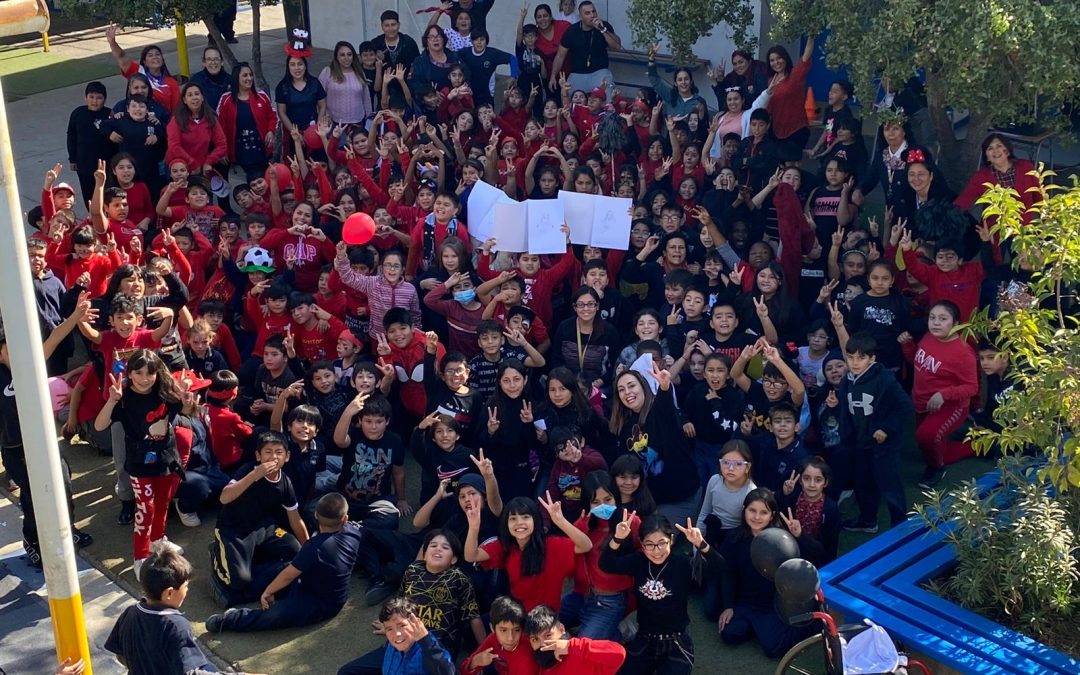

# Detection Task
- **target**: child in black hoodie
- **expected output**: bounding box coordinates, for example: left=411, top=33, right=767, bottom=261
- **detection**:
left=838, top=333, right=913, bottom=532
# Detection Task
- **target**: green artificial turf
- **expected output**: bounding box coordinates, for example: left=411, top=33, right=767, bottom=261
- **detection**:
left=0, top=47, right=114, bottom=101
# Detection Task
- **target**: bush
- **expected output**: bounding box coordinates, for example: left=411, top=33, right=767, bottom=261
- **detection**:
left=916, top=463, right=1079, bottom=636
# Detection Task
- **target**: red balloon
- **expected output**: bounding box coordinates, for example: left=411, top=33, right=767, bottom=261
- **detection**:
left=342, top=212, right=376, bottom=245
left=264, top=163, right=292, bottom=191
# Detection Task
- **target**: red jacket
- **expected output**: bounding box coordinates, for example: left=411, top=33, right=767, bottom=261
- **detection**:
left=902, top=334, right=978, bottom=414
left=208, top=403, right=253, bottom=469
left=461, top=633, right=539, bottom=675
left=216, top=90, right=278, bottom=163
left=767, top=58, right=810, bottom=139
left=165, top=116, right=228, bottom=171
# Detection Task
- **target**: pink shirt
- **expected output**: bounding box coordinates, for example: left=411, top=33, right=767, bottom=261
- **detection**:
left=317, top=67, right=372, bottom=125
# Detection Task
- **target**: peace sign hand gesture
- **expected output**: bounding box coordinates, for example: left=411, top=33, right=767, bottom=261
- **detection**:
left=538, top=490, right=566, bottom=525
left=782, top=470, right=798, bottom=495
left=780, top=508, right=803, bottom=538
left=375, top=333, right=392, bottom=356
left=418, top=411, right=442, bottom=430
left=520, top=400, right=534, bottom=423
left=470, top=448, right=495, bottom=479
left=107, top=373, right=124, bottom=401
left=650, top=361, right=672, bottom=390
left=613, top=508, right=636, bottom=540
left=675, top=517, right=705, bottom=549
left=486, top=406, right=500, bottom=433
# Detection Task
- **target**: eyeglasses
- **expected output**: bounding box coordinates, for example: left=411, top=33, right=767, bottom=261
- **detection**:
left=205, top=57, right=223, bottom=63
left=383, top=262, right=402, bottom=270
left=642, top=540, right=671, bottom=551
left=762, top=379, right=787, bottom=387
left=575, top=302, right=598, bottom=309
left=444, top=366, right=467, bottom=375
left=720, top=459, right=749, bottom=469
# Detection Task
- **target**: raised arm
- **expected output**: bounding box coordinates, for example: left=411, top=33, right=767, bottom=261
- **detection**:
left=105, top=25, right=133, bottom=73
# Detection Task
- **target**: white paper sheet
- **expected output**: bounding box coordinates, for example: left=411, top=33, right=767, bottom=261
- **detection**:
left=526, top=199, right=567, bottom=254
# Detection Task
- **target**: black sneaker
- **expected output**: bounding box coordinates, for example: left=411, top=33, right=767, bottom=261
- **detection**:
left=842, top=519, right=879, bottom=534
left=364, top=580, right=394, bottom=607
left=918, top=467, right=947, bottom=490
left=205, top=612, right=225, bottom=633
left=225, top=36, right=239, bottom=44
left=72, top=528, right=94, bottom=548
left=117, top=500, right=136, bottom=525
left=23, top=540, right=42, bottom=568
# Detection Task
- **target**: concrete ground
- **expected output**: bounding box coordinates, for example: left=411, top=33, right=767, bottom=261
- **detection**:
left=0, top=5, right=1028, bottom=674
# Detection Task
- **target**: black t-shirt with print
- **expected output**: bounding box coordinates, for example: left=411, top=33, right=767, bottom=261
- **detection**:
left=111, top=391, right=182, bottom=477
left=0, top=364, right=23, bottom=448
left=336, top=428, right=405, bottom=504
left=217, top=465, right=299, bottom=534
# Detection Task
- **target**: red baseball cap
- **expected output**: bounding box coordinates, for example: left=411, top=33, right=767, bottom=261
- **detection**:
left=53, top=182, right=75, bottom=195
left=589, top=87, right=607, bottom=102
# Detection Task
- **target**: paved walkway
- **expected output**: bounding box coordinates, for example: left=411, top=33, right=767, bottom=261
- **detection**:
left=0, top=496, right=125, bottom=675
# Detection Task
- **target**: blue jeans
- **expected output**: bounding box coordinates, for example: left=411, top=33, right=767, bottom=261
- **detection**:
left=560, top=591, right=626, bottom=641
left=694, top=442, right=723, bottom=493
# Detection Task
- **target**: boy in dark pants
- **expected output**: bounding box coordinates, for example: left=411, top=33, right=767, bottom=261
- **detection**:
left=206, top=492, right=363, bottom=632
left=208, top=432, right=310, bottom=608
left=839, top=333, right=913, bottom=532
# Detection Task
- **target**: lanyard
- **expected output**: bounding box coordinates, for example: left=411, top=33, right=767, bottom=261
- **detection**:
left=575, top=322, right=592, bottom=372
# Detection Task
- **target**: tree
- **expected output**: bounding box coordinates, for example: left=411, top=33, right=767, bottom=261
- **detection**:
left=768, top=0, right=1080, bottom=184
left=626, top=0, right=756, bottom=66
left=57, top=0, right=283, bottom=91
left=967, top=171, right=1080, bottom=493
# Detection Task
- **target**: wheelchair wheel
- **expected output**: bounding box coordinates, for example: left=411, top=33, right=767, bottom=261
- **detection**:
left=774, top=634, right=835, bottom=675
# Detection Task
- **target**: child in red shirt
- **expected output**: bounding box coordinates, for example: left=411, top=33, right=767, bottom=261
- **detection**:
left=524, top=604, right=626, bottom=674
left=47, top=225, right=122, bottom=297
left=156, top=177, right=225, bottom=242
left=463, top=596, right=539, bottom=675
left=90, top=160, right=144, bottom=259
left=404, top=192, right=472, bottom=279
left=287, top=292, right=346, bottom=363
left=900, top=229, right=985, bottom=321
left=206, top=370, right=253, bottom=473
left=477, top=236, right=575, bottom=330
left=245, top=281, right=292, bottom=359
left=900, top=300, right=979, bottom=483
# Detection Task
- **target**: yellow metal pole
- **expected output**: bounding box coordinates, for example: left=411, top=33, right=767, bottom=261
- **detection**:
left=175, top=13, right=190, bottom=77
left=42, top=31, right=49, bottom=52
left=0, top=78, right=93, bottom=674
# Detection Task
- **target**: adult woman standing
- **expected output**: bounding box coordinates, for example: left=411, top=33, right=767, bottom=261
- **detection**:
left=764, top=37, right=815, bottom=161
left=409, top=26, right=462, bottom=93
left=716, top=49, right=770, bottom=99
left=106, top=25, right=180, bottom=113
left=855, top=110, right=914, bottom=219
left=189, top=46, right=230, bottom=109
left=165, top=83, right=227, bottom=176
left=275, top=55, right=327, bottom=139
left=550, top=287, right=620, bottom=392
left=609, top=365, right=699, bottom=524
left=217, top=63, right=278, bottom=177
left=318, top=42, right=373, bottom=128
left=428, top=4, right=475, bottom=53
left=954, top=133, right=1038, bottom=223
left=707, top=81, right=777, bottom=159
left=113, top=74, right=171, bottom=125
left=533, top=4, right=570, bottom=86
left=645, top=50, right=707, bottom=119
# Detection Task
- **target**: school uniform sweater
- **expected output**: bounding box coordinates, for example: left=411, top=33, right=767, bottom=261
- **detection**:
left=165, top=115, right=228, bottom=172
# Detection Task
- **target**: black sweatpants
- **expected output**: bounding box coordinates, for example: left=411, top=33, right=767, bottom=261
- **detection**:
left=210, top=523, right=300, bottom=606
left=2, top=444, right=75, bottom=546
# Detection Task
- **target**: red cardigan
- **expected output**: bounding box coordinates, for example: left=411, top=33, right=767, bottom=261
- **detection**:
left=165, top=115, right=228, bottom=171
left=767, top=59, right=810, bottom=140
left=216, top=90, right=278, bottom=163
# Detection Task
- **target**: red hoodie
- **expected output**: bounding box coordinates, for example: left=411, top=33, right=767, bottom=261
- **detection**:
left=208, top=403, right=253, bottom=469
left=387, top=329, right=445, bottom=418
left=461, top=633, right=539, bottom=675
left=902, top=334, right=979, bottom=413
left=901, top=250, right=985, bottom=321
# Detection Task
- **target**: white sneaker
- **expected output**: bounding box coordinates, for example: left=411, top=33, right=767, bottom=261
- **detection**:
left=152, top=537, right=185, bottom=556
left=174, top=500, right=201, bottom=527
left=838, top=490, right=854, bottom=505
left=133, top=558, right=145, bottom=581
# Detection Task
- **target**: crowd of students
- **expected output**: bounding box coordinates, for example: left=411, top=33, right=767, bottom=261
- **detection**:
left=4, top=1, right=1039, bottom=673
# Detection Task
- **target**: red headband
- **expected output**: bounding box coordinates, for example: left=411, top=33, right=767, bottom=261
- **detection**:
left=207, top=387, right=238, bottom=401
